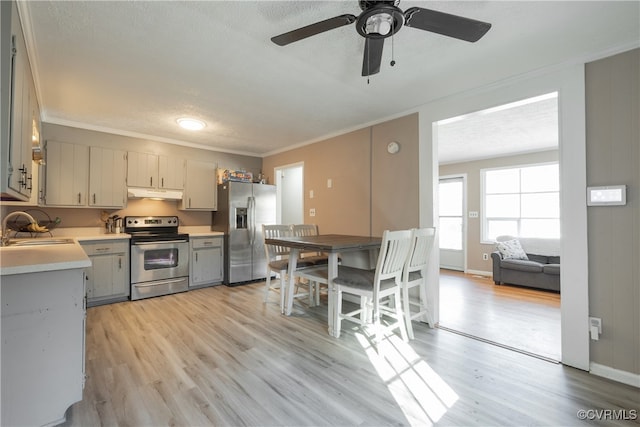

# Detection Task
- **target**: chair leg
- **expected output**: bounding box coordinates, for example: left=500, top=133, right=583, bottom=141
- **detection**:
left=334, top=289, right=342, bottom=338
left=263, top=273, right=272, bottom=303
left=403, top=284, right=415, bottom=340
left=418, top=281, right=434, bottom=327
left=394, top=290, right=409, bottom=342
left=279, top=270, right=287, bottom=314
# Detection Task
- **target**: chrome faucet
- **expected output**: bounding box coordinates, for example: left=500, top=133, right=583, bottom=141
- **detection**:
left=1, top=211, right=37, bottom=247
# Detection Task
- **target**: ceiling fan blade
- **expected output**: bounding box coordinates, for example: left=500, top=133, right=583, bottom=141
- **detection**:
left=404, top=7, right=491, bottom=42
left=362, top=37, right=384, bottom=77
left=271, top=14, right=357, bottom=46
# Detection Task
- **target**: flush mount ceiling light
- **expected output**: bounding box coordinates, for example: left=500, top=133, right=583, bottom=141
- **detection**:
left=177, top=117, right=206, bottom=131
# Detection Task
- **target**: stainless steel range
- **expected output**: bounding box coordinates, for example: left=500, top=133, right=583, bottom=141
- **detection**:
left=125, top=216, right=189, bottom=300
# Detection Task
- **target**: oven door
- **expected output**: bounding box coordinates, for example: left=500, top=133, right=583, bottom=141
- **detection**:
left=131, top=240, right=189, bottom=283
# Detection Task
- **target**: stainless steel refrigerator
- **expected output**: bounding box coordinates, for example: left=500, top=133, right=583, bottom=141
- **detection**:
left=212, top=182, right=276, bottom=285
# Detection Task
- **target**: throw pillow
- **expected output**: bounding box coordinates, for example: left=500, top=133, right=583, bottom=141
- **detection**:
left=496, top=239, right=529, bottom=260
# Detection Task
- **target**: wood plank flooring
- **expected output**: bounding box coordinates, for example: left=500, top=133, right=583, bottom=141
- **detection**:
left=439, top=269, right=561, bottom=361
left=61, top=282, right=639, bottom=426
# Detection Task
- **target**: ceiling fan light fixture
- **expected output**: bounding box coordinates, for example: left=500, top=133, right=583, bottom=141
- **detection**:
left=366, top=13, right=393, bottom=35
left=177, top=117, right=206, bottom=131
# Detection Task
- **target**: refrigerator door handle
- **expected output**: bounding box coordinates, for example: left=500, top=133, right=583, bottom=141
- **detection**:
left=248, top=195, right=255, bottom=246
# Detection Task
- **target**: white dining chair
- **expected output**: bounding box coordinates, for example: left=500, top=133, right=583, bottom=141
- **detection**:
left=291, top=224, right=329, bottom=305
left=262, top=224, right=314, bottom=312
left=402, top=227, right=436, bottom=339
left=332, top=229, right=412, bottom=341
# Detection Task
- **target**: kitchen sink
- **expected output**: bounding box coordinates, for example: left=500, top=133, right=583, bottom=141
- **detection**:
left=5, top=238, right=76, bottom=247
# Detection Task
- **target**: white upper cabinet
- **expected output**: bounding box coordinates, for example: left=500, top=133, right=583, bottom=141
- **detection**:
left=44, top=141, right=89, bottom=206
left=158, top=155, right=184, bottom=190
left=0, top=1, right=36, bottom=201
left=127, top=151, right=184, bottom=190
left=89, top=147, right=126, bottom=208
left=126, top=151, right=158, bottom=188
left=180, top=159, right=217, bottom=210
left=44, top=142, right=126, bottom=208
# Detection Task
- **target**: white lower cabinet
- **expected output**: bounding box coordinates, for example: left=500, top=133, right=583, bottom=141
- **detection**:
left=1, top=268, right=86, bottom=427
left=80, top=239, right=130, bottom=306
left=190, top=235, right=224, bottom=287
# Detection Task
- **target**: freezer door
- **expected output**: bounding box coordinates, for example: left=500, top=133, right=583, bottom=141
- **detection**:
left=228, top=182, right=254, bottom=283
left=252, top=184, right=277, bottom=280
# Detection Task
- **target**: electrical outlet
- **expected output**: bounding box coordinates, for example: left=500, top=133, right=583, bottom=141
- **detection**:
left=482, top=253, right=489, bottom=261
left=469, top=211, right=479, bottom=218
left=309, top=208, right=316, bottom=217
left=589, top=317, right=602, bottom=333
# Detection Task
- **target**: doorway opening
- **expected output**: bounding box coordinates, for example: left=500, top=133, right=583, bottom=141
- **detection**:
left=435, top=92, right=561, bottom=362
left=274, top=163, right=304, bottom=225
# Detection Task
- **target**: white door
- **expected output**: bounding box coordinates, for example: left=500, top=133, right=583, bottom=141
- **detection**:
left=275, top=163, right=304, bottom=225
left=439, top=176, right=465, bottom=271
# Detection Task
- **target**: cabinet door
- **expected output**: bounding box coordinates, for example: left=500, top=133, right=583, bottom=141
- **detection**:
left=7, top=17, right=27, bottom=197
left=44, top=141, right=89, bottom=206
left=127, top=151, right=158, bottom=188
left=192, top=246, right=223, bottom=285
left=181, top=160, right=217, bottom=210
left=158, top=155, right=184, bottom=190
left=82, top=241, right=129, bottom=304
left=89, top=147, right=126, bottom=207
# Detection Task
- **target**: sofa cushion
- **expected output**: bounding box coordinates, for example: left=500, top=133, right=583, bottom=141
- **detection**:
left=527, top=254, right=549, bottom=264
left=501, top=259, right=543, bottom=273
left=543, top=264, right=561, bottom=275
left=548, top=256, right=561, bottom=264
left=496, top=239, right=529, bottom=260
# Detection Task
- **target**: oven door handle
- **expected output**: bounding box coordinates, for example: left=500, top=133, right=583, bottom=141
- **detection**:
left=133, top=278, right=186, bottom=288
left=132, top=239, right=189, bottom=245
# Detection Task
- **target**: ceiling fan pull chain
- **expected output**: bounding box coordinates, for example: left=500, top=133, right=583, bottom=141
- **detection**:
left=390, top=21, right=396, bottom=67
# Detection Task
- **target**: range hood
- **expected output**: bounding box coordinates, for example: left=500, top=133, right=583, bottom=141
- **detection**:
left=127, top=187, right=183, bottom=200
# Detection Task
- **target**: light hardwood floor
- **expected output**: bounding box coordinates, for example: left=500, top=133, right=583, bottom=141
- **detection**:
left=62, top=282, right=638, bottom=426
left=439, top=269, right=561, bottom=361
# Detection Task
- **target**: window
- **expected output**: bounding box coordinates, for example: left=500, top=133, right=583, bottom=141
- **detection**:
left=482, top=163, right=559, bottom=242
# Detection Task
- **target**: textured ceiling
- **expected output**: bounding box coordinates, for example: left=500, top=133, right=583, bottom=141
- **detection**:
left=20, top=1, right=640, bottom=159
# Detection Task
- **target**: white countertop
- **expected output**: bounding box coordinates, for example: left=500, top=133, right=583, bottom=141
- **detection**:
left=1, top=241, right=91, bottom=276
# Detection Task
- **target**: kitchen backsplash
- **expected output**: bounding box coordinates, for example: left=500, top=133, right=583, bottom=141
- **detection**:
left=1, top=199, right=211, bottom=228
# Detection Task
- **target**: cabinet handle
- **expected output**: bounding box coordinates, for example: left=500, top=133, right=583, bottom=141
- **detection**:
left=93, top=193, right=96, bottom=204
left=27, top=174, right=32, bottom=190
left=161, top=177, right=164, bottom=188
left=195, top=252, right=198, bottom=262
left=118, top=257, right=122, bottom=270
left=78, top=193, right=81, bottom=204
left=150, top=176, right=153, bottom=186
left=189, top=197, right=192, bottom=208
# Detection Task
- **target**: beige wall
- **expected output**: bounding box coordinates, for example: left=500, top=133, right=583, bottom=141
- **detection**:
left=263, top=113, right=419, bottom=236
left=1, top=123, right=262, bottom=226
left=585, top=48, right=639, bottom=375
left=439, top=150, right=559, bottom=273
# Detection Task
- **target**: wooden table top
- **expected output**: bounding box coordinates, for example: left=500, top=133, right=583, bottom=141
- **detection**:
left=265, top=234, right=381, bottom=252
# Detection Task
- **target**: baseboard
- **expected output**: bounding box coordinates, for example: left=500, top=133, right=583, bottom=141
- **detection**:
left=589, top=362, right=640, bottom=388
left=465, top=269, right=493, bottom=277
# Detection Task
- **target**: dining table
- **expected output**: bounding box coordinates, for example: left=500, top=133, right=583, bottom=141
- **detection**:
left=264, top=234, right=382, bottom=337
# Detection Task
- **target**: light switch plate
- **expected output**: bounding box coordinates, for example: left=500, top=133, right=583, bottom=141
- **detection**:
left=587, top=185, right=626, bottom=206
left=468, top=211, right=479, bottom=218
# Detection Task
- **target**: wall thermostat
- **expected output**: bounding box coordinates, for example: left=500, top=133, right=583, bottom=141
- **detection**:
left=587, top=185, right=626, bottom=206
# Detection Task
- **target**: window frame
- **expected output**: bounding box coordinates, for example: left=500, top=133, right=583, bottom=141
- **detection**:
left=480, top=161, right=560, bottom=244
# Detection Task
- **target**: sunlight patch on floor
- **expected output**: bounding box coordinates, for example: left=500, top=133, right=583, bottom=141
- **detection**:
left=356, top=332, right=459, bottom=426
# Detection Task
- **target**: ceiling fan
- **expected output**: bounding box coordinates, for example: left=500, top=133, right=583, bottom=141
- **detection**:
left=271, top=0, right=491, bottom=77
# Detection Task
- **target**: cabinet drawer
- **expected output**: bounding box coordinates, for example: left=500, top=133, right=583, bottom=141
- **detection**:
left=191, top=237, right=222, bottom=249
left=80, top=240, right=129, bottom=255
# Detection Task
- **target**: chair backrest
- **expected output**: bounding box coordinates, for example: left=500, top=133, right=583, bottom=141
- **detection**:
left=262, top=224, right=293, bottom=260
left=374, top=229, right=413, bottom=292
left=404, top=227, right=436, bottom=278
left=292, top=224, right=320, bottom=256
left=292, top=224, right=318, bottom=237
